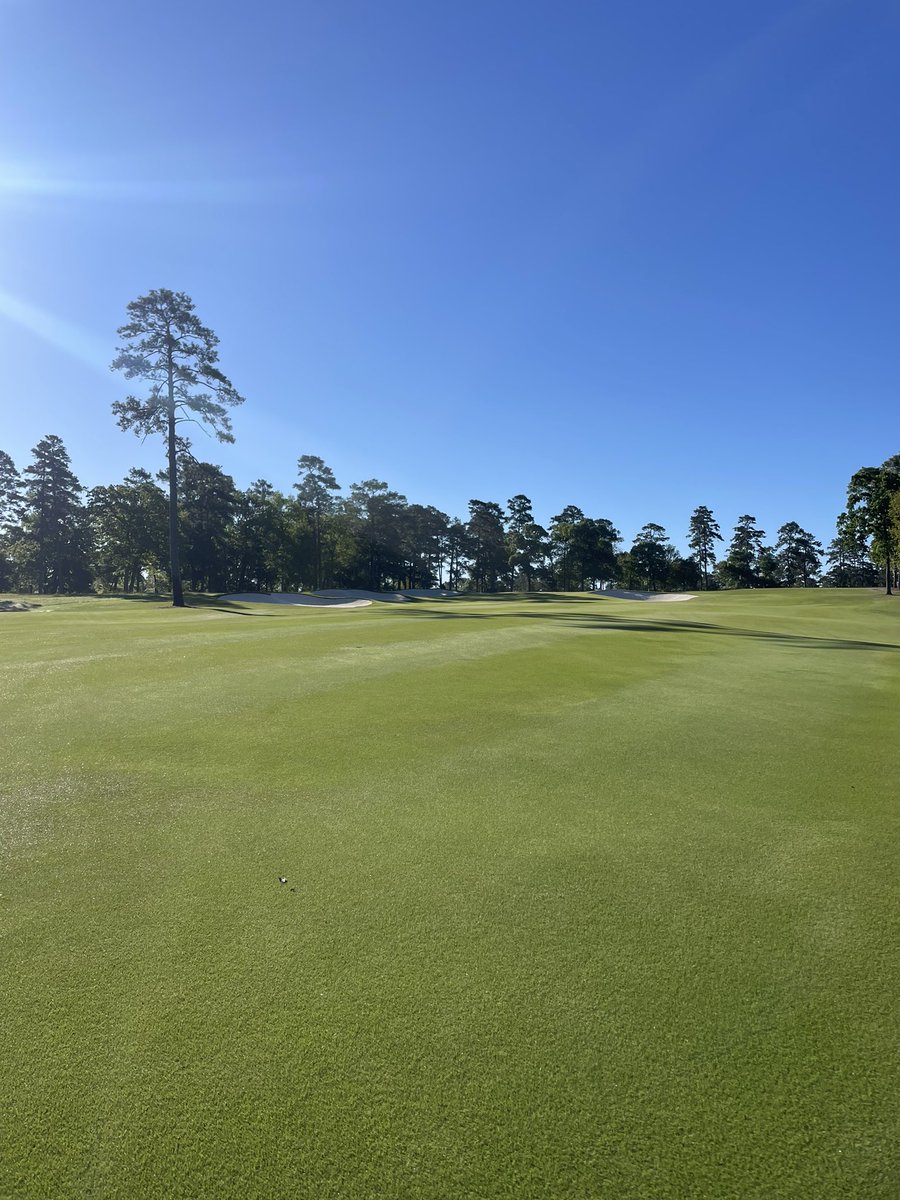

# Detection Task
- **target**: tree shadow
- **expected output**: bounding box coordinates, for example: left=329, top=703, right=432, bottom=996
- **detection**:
left=406, top=606, right=900, bottom=652
left=204, top=605, right=269, bottom=617
left=462, top=591, right=607, bottom=602
left=92, top=594, right=271, bottom=615
left=94, top=593, right=170, bottom=603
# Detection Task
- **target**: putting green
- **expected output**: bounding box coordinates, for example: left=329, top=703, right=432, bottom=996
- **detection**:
left=1, top=590, right=897, bottom=1198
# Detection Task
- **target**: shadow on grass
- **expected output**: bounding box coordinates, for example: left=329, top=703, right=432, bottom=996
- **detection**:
left=92, top=593, right=265, bottom=615
left=204, top=605, right=269, bottom=617
left=463, top=591, right=614, bottom=602
left=90, top=593, right=172, bottom=604
left=98, top=594, right=269, bottom=614
left=407, top=607, right=900, bottom=652
left=87, top=591, right=899, bottom=650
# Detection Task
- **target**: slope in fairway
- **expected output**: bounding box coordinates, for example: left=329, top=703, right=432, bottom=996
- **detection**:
left=1, top=590, right=897, bottom=1198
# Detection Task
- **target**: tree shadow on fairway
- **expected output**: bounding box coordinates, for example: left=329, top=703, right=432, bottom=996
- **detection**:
left=463, top=591, right=602, bottom=602
left=408, top=606, right=900, bottom=652
left=93, top=593, right=172, bottom=603
left=205, top=606, right=269, bottom=616
left=93, top=594, right=271, bottom=616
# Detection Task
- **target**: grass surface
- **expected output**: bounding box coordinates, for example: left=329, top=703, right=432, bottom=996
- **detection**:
left=1, top=589, right=897, bottom=1198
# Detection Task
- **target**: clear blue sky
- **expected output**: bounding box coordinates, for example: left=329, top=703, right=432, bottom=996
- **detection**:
left=1, top=0, right=897, bottom=550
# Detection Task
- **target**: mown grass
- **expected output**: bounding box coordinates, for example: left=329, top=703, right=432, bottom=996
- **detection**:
left=1, top=589, right=897, bottom=1198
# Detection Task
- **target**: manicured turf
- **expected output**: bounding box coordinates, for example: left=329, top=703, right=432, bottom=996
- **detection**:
left=1, top=589, right=897, bottom=1198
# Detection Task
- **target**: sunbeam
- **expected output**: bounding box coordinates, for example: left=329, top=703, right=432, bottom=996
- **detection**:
left=0, top=162, right=305, bottom=205
left=0, top=287, right=109, bottom=372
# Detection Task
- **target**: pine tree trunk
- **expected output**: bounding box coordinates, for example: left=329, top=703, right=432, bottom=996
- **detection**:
left=314, top=511, right=321, bottom=591
left=166, top=367, right=184, bottom=607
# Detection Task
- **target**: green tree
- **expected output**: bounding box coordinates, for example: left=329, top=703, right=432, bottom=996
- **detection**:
left=0, top=450, right=22, bottom=590
left=573, top=517, right=620, bottom=589
left=774, top=522, right=822, bottom=587
left=889, top=491, right=900, bottom=590
left=630, top=523, right=672, bottom=591
left=549, top=505, right=585, bottom=590
left=666, top=554, right=701, bottom=592
left=506, top=494, right=547, bottom=591
left=846, top=463, right=900, bottom=595
left=88, top=468, right=168, bottom=592
left=400, top=504, right=449, bottom=589
left=294, top=455, right=341, bottom=590
left=346, top=480, right=408, bottom=590
left=16, top=435, right=90, bottom=593
left=231, top=480, right=288, bottom=593
left=444, top=519, right=470, bottom=591
left=884, top=457, right=900, bottom=592
left=823, top=511, right=878, bottom=587
left=0, top=450, right=21, bottom=524
left=755, top=545, right=782, bottom=589
left=466, top=500, right=507, bottom=591
left=687, top=505, right=722, bottom=590
left=719, top=515, right=766, bottom=588
left=173, top=456, right=239, bottom=593
left=111, top=289, right=245, bottom=607
left=614, top=550, right=639, bottom=590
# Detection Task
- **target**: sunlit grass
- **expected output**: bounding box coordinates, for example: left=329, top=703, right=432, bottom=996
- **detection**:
left=1, top=589, right=897, bottom=1198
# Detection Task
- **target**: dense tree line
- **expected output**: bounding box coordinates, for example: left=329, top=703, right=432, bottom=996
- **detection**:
left=1, top=290, right=896, bottom=598
left=2, top=433, right=896, bottom=597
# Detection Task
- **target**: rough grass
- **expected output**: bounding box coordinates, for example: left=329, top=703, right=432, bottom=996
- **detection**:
left=1, top=589, right=897, bottom=1198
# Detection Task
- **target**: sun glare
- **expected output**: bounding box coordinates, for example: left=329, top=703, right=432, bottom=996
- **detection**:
left=0, top=286, right=109, bottom=372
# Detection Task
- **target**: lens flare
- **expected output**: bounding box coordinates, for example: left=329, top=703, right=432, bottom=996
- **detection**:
left=0, top=287, right=109, bottom=372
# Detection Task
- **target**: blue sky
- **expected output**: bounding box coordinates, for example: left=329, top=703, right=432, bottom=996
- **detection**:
left=1, top=0, right=897, bottom=550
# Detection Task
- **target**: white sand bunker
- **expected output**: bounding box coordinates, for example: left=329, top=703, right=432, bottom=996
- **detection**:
left=314, top=588, right=459, bottom=602
left=314, top=589, right=408, bottom=603
left=597, top=590, right=695, bottom=602
left=221, top=588, right=693, bottom=609
left=220, top=588, right=459, bottom=609
left=220, top=592, right=372, bottom=608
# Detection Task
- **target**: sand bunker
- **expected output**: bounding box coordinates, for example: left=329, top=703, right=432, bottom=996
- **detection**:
left=220, top=588, right=459, bottom=608
left=314, top=588, right=458, bottom=603
left=220, top=592, right=372, bottom=608
left=314, top=589, right=407, bottom=603
left=598, top=590, right=695, bottom=602
left=221, top=588, right=693, bottom=609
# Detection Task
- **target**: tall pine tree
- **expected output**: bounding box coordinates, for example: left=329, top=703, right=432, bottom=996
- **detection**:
left=111, top=289, right=245, bottom=606
left=18, top=435, right=89, bottom=593
left=687, top=505, right=722, bottom=590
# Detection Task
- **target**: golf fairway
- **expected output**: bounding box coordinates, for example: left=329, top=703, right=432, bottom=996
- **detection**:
left=1, top=590, right=897, bottom=1198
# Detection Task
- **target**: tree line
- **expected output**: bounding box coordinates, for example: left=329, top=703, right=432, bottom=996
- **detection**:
left=1, top=290, right=897, bottom=599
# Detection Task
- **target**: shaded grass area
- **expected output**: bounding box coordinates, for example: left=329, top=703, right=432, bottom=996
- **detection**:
left=1, top=590, right=898, bottom=1198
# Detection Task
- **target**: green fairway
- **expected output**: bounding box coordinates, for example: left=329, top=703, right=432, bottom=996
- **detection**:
left=1, top=589, right=897, bottom=1198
